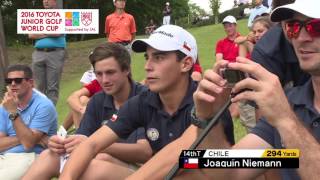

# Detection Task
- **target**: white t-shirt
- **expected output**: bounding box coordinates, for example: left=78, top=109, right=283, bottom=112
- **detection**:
left=80, top=69, right=96, bottom=85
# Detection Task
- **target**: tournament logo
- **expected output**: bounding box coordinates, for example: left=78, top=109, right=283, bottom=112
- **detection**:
left=81, top=12, right=92, bottom=26
left=65, top=12, right=79, bottom=26
left=146, top=128, right=159, bottom=141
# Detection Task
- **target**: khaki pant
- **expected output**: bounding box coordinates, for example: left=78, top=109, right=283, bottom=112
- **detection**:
left=0, top=153, right=37, bottom=180
left=239, top=101, right=256, bottom=132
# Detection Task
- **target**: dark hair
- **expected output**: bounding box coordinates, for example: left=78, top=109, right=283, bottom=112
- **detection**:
left=5, top=64, right=33, bottom=79
left=89, top=42, right=131, bottom=73
left=176, top=50, right=187, bottom=62
left=272, top=0, right=295, bottom=9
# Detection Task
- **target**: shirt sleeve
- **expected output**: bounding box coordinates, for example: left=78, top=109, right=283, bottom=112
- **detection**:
left=84, top=80, right=101, bottom=97
left=105, top=16, right=109, bottom=34
left=136, top=127, right=146, bottom=140
left=250, top=118, right=276, bottom=147
left=215, top=40, right=223, bottom=55
left=105, top=95, right=143, bottom=139
left=29, top=103, right=57, bottom=135
left=193, top=63, right=202, bottom=73
left=130, top=16, right=137, bottom=34
left=0, top=108, right=8, bottom=134
left=252, top=44, right=286, bottom=85
left=80, top=71, right=91, bottom=85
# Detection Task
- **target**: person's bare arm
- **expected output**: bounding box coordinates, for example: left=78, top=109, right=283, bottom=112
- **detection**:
left=59, top=126, right=119, bottom=180
left=103, top=139, right=152, bottom=163
left=215, top=53, right=223, bottom=63
left=0, top=132, right=20, bottom=152
left=12, top=118, right=45, bottom=150
left=127, top=125, right=197, bottom=180
left=238, top=44, right=249, bottom=57
left=259, top=111, right=320, bottom=179
left=67, top=88, right=90, bottom=114
left=2, top=90, right=45, bottom=150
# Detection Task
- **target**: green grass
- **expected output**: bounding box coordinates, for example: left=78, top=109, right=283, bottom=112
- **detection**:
left=8, top=19, right=250, bottom=142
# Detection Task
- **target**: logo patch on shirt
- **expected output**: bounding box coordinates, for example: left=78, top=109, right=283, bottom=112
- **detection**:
left=110, top=114, right=118, bottom=122
left=146, top=128, right=159, bottom=141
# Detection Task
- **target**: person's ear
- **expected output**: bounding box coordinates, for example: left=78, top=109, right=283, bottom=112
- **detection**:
left=180, top=57, right=193, bottom=73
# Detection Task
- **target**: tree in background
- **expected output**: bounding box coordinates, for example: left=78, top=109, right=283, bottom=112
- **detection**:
left=210, top=0, right=221, bottom=24
left=189, top=3, right=207, bottom=24
left=0, top=8, right=8, bottom=97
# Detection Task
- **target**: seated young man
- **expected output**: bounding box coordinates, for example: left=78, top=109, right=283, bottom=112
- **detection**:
left=59, top=25, right=235, bottom=180
left=62, top=78, right=102, bottom=130
left=0, top=65, right=57, bottom=179
left=22, top=43, right=152, bottom=180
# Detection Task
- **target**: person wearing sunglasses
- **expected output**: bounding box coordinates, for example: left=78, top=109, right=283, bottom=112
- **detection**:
left=191, top=3, right=320, bottom=178
left=252, top=0, right=310, bottom=88
left=0, top=64, right=57, bottom=179
left=126, top=0, right=320, bottom=179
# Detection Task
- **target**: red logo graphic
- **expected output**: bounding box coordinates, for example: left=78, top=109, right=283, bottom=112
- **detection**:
left=81, top=12, right=92, bottom=26
left=111, top=114, right=118, bottom=122
left=183, top=42, right=191, bottom=51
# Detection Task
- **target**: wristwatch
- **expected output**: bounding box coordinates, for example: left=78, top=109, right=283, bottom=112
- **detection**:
left=8, top=112, right=20, bottom=121
left=190, top=106, right=219, bottom=129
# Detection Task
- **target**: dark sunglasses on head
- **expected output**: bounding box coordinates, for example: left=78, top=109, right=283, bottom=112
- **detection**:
left=5, top=78, right=29, bottom=85
left=285, top=19, right=320, bottom=39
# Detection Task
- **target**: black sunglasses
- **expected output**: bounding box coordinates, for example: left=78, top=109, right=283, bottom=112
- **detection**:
left=5, top=78, right=29, bottom=85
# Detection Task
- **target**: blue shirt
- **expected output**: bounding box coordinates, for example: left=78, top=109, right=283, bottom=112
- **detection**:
left=106, top=80, right=235, bottom=154
left=251, top=79, right=320, bottom=180
left=34, top=35, right=66, bottom=48
left=248, top=4, right=269, bottom=28
left=0, top=90, right=57, bottom=154
left=76, top=80, right=147, bottom=143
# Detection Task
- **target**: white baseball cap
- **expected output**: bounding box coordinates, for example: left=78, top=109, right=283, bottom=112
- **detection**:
left=222, top=15, right=237, bottom=24
left=113, top=0, right=126, bottom=3
left=270, top=0, right=320, bottom=22
left=166, top=2, right=170, bottom=6
left=132, top=25, right=198, bottom=63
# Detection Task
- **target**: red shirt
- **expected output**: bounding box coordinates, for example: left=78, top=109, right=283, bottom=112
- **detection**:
left=215, top=35, right=240, bottom=62
left=84, top=79, right=102, bottom=97
left=105, top=12, right=136, bottom=42
left=193, top=60, right=202, bottom=73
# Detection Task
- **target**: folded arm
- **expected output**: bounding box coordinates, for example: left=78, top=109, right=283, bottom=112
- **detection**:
left=104, top=139, right=152, bottom=164
left=0, top=132, right=20, bottom=152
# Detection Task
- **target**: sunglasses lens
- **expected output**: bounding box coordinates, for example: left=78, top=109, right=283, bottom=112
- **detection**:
left=307, top=19, right=320, bottom=37
left=5, top=79, right=12, bottom=84
left=15, top=78, right=23, bottom=83
left=5, top=78, right=24, bottom=85
left=286, top=21, right=301, bottom=39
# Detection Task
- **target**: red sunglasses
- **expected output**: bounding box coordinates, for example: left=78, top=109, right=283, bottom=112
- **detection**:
left=285, top=19, right=320, bottom=39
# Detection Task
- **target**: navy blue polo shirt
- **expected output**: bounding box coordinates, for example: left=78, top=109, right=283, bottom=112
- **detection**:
left=251, top=79, right=320, bottom=180
left=106, top=80, right=235, bottom=153
left=76, top=80, right=147, bottom=143
left=252, top=24, right=310, bottom=87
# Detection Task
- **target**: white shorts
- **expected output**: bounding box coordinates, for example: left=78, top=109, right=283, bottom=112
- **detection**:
left=0, top=153, right=37, bottom=180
